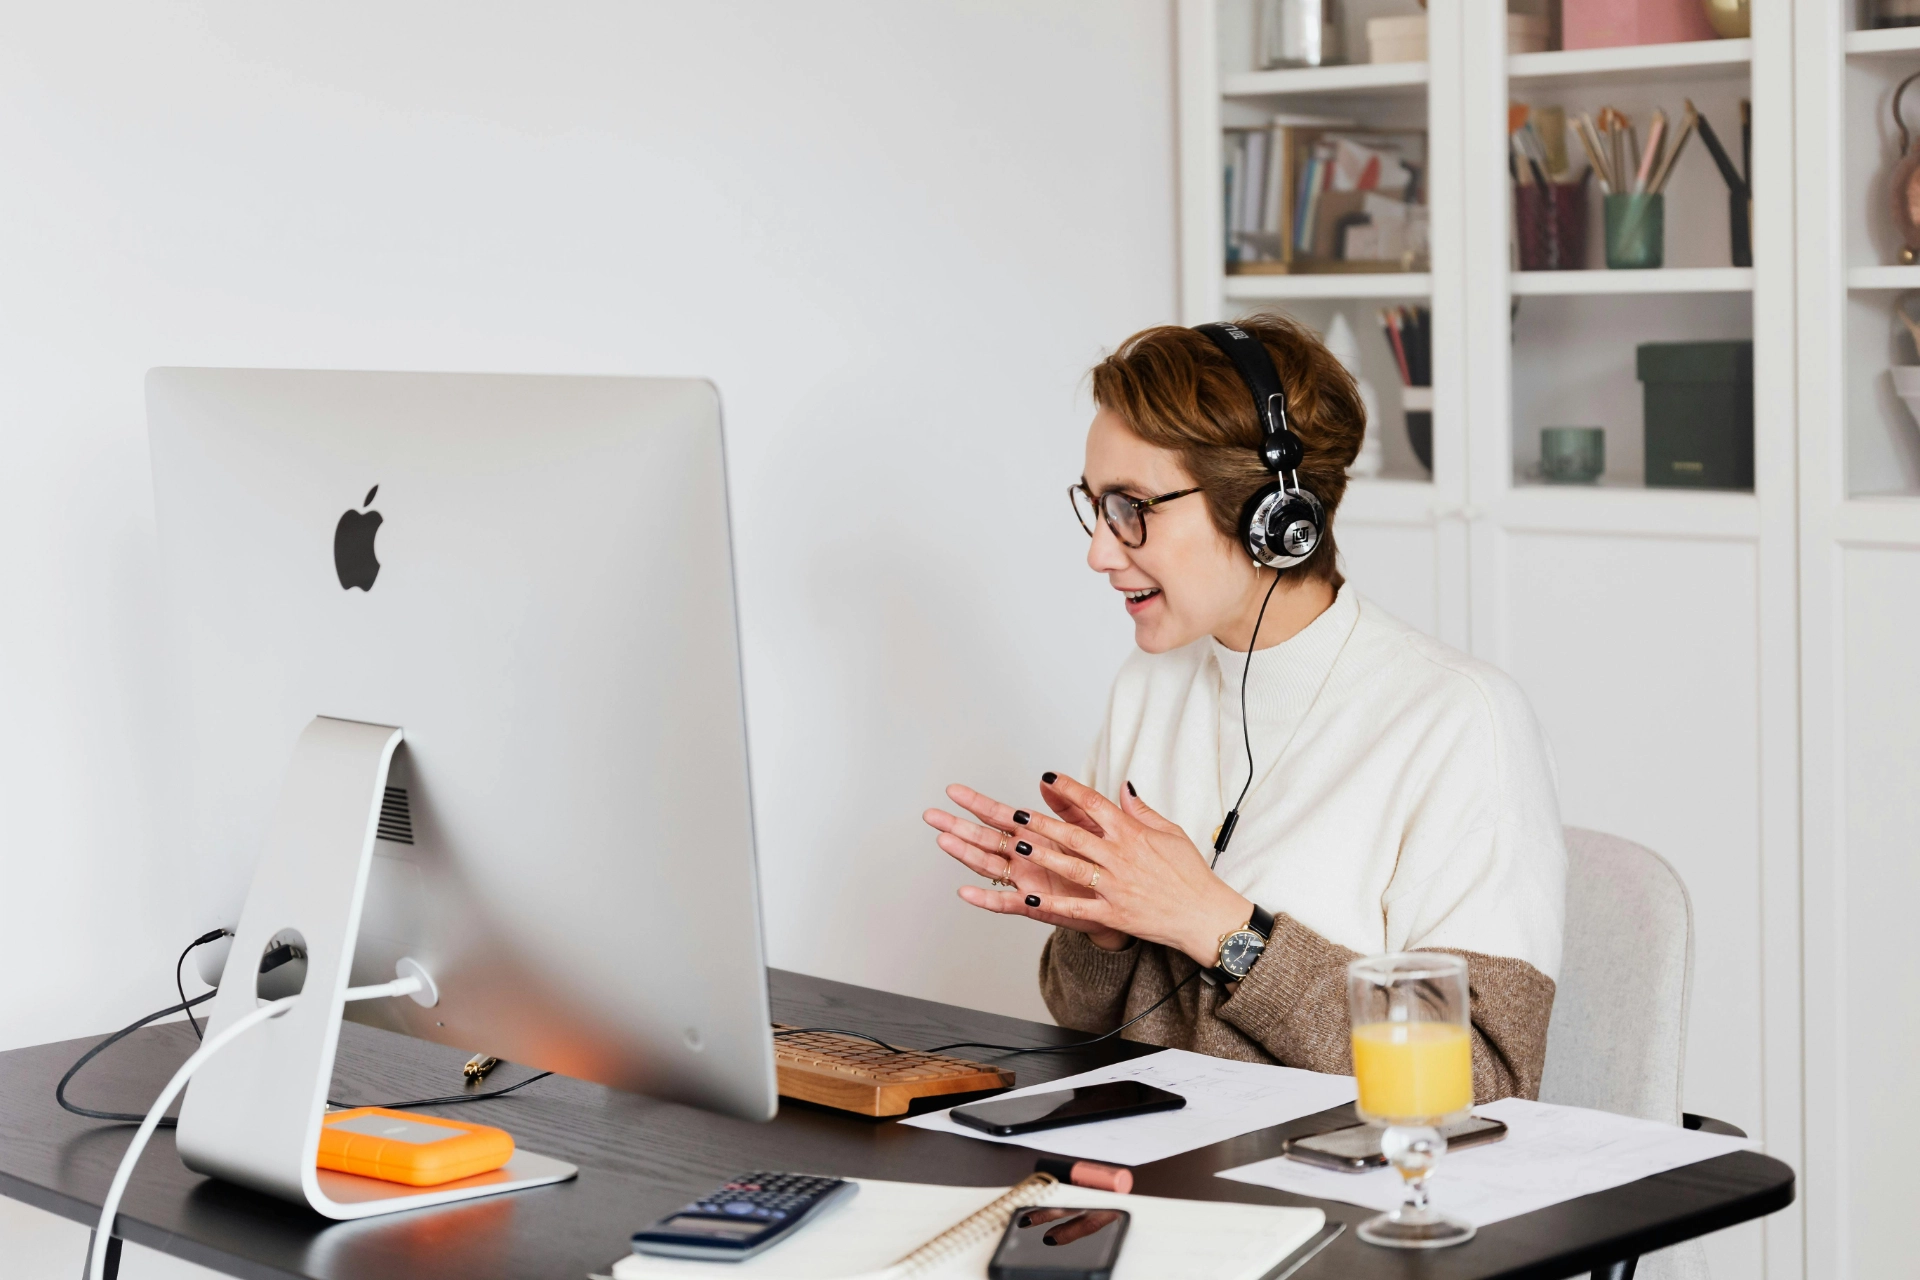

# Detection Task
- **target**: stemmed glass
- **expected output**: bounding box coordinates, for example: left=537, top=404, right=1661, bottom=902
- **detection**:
left=1346, top=952, right=1476, bottom=1248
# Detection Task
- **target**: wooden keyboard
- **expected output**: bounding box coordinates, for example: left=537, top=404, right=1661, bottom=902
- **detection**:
left=771, top=1025, right=1015, bottom=1117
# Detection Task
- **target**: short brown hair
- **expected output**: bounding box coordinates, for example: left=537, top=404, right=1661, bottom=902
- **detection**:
left=1089, top=313, right=1364, bottom=584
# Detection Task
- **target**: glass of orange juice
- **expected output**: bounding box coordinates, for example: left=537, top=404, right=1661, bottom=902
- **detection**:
left=1346, top=952, right=1475, bottom=1248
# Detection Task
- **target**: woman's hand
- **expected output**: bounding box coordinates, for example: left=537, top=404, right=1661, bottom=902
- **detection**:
left=925, top=784, right=1128, bottom=951
left=927, top=774, right=1255, bottom=968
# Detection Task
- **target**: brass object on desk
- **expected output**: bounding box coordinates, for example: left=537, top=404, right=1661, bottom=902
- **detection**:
left=1890, top=72, right=1920, bottom=264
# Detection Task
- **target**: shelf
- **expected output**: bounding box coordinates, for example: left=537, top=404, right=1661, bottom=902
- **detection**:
left=1845, top=27, right=1920, bottom=59
left=1511, top=267, right=1753, bottom=296
left=1225, top=272, right=1432, bottom=301
left=1508, top=39, right=1750, bottom=89
left=1222, top=62, right=1427, bottom=99
left=1493, top=483, right=1759, bottom=540
left=1847, top=265, right=1920, bottom=291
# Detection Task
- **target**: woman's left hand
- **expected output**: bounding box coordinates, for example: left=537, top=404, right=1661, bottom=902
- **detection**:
left=953, top=773, right=1256, bottom=969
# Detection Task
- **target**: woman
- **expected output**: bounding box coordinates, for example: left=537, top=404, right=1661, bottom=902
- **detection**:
left=923, top=315, right=1565, bottom=1103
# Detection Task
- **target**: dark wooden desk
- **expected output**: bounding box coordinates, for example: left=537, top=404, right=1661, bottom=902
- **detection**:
left=0, top=969, right=1792, bottom=1280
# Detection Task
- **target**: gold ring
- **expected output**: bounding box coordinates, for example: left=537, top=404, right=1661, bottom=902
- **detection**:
left=998, top=831, right=1011, bottom=854
left=1088, top=868, right=1100, bottom=890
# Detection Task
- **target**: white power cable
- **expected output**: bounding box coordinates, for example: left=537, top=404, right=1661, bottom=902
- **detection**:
left=86, top=972, right=427, bottom=1280
left=86, top=997, right=291, bottom=1280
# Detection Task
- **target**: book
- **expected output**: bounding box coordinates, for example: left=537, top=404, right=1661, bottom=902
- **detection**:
left=609, top=1174, right=1325, bottom=1280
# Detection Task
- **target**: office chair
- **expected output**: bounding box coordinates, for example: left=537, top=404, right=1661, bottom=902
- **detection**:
left=1540, top=827, right=1736, bottom=1280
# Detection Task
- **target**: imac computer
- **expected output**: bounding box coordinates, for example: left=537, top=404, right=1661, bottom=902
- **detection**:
left=145, top=368, right=777, bottom=1219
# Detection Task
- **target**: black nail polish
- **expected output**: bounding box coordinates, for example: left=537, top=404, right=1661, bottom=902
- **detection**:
left=1013, top=810, right=1030, bottom=825
left=1015, top=841, right=1033, bottom=856
left=1025, top=895, right=1041, bottom=908
left=1126, top=780, right=1137, bottom=797
left=1041, top=771, right=1057, bottom=785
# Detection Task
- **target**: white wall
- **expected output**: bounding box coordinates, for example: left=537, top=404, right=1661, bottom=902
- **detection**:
left=0, top=0, right=1178, bottom=1053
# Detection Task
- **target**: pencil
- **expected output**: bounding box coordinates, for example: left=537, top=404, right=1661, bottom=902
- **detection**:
left=1572, top=113, right=1612, bottom=192
left=1648, top=104, right=1697, bottom=194
left=1635, top=111, right=1666, bottom=194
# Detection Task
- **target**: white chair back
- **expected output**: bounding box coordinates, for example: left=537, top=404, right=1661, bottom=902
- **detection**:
left=1540, top=827, right=1694, bottom=1124
left=1539, top=828, right=1707, bottom=1280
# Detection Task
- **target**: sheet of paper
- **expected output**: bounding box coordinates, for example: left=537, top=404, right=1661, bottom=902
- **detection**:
left=901, top=1048, right=1356, bottom=1166
left=1216, top=1095, right=1755, bottom=1227
left=610, top=1177, right=1324, bottom=1280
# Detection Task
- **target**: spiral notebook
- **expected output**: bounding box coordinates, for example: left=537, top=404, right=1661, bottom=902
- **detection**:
left=608, top=1174, right=1325, bottom=1280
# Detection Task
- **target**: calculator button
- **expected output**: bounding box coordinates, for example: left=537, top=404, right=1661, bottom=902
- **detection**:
left=724, top=1202, right=756, bottom=1215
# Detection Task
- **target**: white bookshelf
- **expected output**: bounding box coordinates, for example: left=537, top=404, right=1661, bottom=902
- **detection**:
left=1796, top=11, right=1920, bottom=1280
left=1223, top=271, right=1432, bottom=300
left=1221, top=60, right=1427, bottom=98
left=1508, top=37, right=1751, bottom=87
left=1182, top=5, right=1800, bottom=1277
left=1846, top=264, right=1920, bottom=290
left=1511, top=266, right=1752, bottom=295
left=1844, top=25, right=1920, bottom=58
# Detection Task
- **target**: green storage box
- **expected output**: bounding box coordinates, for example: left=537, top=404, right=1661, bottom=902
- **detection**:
left=1636, top=341, right=1753, bottom=490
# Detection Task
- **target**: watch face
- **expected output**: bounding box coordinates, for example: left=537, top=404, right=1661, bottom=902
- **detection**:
left=1219, top=931, right=1265, bottom=978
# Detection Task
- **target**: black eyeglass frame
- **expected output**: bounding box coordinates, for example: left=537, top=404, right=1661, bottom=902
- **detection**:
left=1069, top=481, right=1203, bottom=549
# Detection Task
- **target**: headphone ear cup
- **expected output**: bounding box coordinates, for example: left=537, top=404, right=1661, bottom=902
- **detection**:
left=1239, top=484, right=1324, bottom=569
left=1238, top=482, right=1282, bottom=564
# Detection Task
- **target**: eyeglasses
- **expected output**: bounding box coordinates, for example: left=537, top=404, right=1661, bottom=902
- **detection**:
left=1069, top=482, right=1203, bottom=549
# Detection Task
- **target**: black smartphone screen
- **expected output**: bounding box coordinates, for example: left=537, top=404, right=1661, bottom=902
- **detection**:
left=988, top=1206, right=1130, bottom=1280
left=951, top=1081, right=1185, bottom=1136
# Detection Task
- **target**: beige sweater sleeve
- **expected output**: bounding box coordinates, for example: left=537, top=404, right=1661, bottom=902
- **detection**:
left=1039, top=915, right=1556, bottom=1104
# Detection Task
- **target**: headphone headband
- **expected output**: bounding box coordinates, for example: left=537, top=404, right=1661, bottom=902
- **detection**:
left=1194, top=322, right=1298, bottom=472
left=1193, top=320, right=1321, bottom=571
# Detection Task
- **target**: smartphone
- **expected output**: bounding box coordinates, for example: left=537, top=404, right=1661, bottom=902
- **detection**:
left=950, top=1081, right=1185, bottom=1137
left=988, top=1206, right=1130, bottom=1280
left=1280, top=1115, right=1508, bottom=1172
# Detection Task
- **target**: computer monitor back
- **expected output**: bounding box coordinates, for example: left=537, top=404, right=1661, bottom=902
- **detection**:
left=147, top=368, right=776, bottom=1122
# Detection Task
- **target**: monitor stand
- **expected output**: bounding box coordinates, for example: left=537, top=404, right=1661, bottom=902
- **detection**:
left=175, top=716, right=577, bottom=1219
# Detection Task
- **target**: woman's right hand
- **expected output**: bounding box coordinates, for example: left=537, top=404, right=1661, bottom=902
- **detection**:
left=923, top=783, right=1132, bottom=951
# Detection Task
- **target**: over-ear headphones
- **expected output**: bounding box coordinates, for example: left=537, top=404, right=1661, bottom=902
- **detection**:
left=1194, top=322, right=1324, bottom=571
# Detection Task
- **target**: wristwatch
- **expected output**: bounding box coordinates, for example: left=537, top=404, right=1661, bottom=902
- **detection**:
left=1213, top=904, right=1275, bottom=982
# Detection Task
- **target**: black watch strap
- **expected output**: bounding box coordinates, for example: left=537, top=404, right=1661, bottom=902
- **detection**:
left=1212, top=905, right=1277, bottom=985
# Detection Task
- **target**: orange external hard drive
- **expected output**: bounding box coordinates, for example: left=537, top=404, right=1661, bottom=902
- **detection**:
left=317, top=1107, right=515, bottom=1187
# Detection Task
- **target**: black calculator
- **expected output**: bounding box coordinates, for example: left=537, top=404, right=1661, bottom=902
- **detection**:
left=631, top=1172, right=858, bottom=1262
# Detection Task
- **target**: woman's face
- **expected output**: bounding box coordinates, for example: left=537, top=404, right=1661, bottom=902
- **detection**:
left=1082, top=408, right=1262, bottom=654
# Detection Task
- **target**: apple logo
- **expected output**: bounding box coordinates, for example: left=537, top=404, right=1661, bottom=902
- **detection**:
left=334, top=485, right=383, bottom=591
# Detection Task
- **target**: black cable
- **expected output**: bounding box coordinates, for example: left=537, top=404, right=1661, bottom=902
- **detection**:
left=326, top=1070, right=554, bottom=1112
left=772, top=966, right=1204, bottom=1060
left=772, top=1026, right=913, bottom=1053
left=176, top=928, right=231, bottom=1041
left=63, top=930, right=557, bottom=1126
left=1211, top=569, right=1282, bottom=868
left=57, top=991, right=217, bottom=1127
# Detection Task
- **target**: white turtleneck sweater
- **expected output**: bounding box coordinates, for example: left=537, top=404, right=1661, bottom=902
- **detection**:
left=1039, top=584, right=1567, bottom=1100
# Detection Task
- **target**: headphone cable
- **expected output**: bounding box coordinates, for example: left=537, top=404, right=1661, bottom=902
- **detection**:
left=1211, top=569, right=1282, bottom=867
left=772, top=965, right=1203, bottom=1060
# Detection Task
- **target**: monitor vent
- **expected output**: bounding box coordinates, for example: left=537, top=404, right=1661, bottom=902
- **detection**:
left=377, top=786, right=415, bottom=845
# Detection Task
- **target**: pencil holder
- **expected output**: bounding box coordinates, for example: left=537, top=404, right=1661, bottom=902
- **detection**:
left=1604, top=192, right=1664, bottom=270
left=1515, top=181, right=1589, bottom=271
